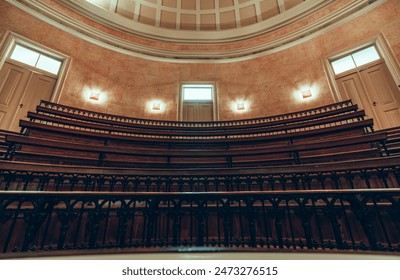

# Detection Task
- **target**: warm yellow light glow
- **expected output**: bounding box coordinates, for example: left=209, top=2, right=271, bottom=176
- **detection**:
left=147, top=100, right=165, bottom=113
left=82, top=86, right=107, bottom=104
left=231, top=100, right=251, bottom=113
left=301, top=89, right=312, bottom=99
left=294, top=84, right=320, bottom=102
left=152, top=102, right=161, bottom=110
left=237, top=103, right=245, bottom=110
left=89, top=91, right=100, bottom=101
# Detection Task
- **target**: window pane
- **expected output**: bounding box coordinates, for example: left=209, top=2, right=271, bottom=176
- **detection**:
left=10, top=45, right=39, bottom=67
left=352, top=46, right=380, bottom=67
left=36, top=55, right=62, bottom=75
left=331, top=55, right=356, bottom=75
left=183, top=85, right=213, bottom=101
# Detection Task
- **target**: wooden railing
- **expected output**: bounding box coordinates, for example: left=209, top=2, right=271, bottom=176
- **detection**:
left=1, top=158, right=399, bottom=192
left=0, top=188, right=399, bottom=254
left=0, top=100, right=399, bottom=257
left=36, top=99, right=358, bottom=129
left=4, top=100, right=389, bottom=168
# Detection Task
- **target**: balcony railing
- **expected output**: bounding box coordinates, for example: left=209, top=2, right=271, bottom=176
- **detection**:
left=0, top=189, right=399, bottom=254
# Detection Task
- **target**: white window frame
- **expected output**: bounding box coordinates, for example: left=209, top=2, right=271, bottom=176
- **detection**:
left=9, top=44, right=63, bottom=76
left=0, top=31, right=71, bottom=103
left=178, top=82, right=218, bottom=121
left=330, top=45, right=381, bottom=75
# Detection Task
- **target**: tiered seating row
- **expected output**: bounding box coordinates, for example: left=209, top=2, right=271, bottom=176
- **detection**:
left=37, top=99, right=358, bottom=130
left=5, top=100, right=387, bottom=168
left=0, top=100, right=399, bottom=256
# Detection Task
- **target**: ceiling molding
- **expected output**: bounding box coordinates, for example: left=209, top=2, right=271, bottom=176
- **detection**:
left=6, top=0, right=386, bottom=63
left=62, top=0, right=333, bottom=43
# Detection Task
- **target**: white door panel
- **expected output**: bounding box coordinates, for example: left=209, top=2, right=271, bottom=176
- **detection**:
left=0, top=62, right=56, bottom=131
left=0, top=63, right=31, bottom=130
left=336, top=61, right=400, bottom=129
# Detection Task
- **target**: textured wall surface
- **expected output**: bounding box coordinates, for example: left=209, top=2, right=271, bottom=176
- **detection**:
left=0, top=0, right=399, bottom=121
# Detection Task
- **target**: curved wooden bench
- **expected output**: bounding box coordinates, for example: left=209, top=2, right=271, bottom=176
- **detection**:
left=4, top=99, right=386, bottom=169
left=0, top=100, right=399, bottom=256
left=6, top=131, right=387, bottom=168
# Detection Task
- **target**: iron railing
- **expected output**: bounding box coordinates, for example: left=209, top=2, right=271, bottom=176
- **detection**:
left=0, top=189, right=399, bottom=254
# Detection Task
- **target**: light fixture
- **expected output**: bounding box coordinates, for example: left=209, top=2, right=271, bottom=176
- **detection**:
left=152, top=102, right=161, bottom=110
left=237, top=103, right=245, bottom=111
left=302, top=89, right=312, bottom=99
left=89, top=91, right=101, bottom=101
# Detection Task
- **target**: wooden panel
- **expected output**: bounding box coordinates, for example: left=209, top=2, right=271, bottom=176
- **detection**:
left=197, top=102, right=213, bottom=121
left=183, top=101, right=213, bottom=122
left=0, top=62, right=31, bottom=131
left=336, top=73, right=367, bottom=111
left=9, top=73, right=56, bottom=131
left=183, top=102, right=197, bottom=121
left=360, top=63, right=400, bottom=129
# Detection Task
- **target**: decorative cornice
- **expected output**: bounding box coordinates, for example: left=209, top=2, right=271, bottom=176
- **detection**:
left=6, top=0, right=386, bottom=63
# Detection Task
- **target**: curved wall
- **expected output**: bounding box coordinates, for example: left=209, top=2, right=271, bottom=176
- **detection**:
left=0, top=0, right=399, bottom=121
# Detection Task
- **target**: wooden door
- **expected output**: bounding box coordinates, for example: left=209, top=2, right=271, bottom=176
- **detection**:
left=0, top=62, right=31, bottom=131
left=359, top=63, right=400, bottom=128
left=0, top=62, right=56, bottom=131
left=182, top=101, right=213, bottom=122
left=336, top=62, right=400, bottom=129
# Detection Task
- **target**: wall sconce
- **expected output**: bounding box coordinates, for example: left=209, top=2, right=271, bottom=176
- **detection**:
left=152, top=102, right=161, bottom=110
left=236, top=103, right=245, bottom=111
left=89, top=91, right=101, bottom=101
left=301, top=89, right=312, bottom=99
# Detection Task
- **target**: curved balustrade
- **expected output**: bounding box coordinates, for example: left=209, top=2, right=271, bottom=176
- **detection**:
left=0, top=189, right=399, bottom=254
left=1, top=158, right=399, bottom=192
left=0, top=100, right=399, bottom=257
left=5, top=100, right=387, bottom=169
left=38, top=100, right=356, bottom=129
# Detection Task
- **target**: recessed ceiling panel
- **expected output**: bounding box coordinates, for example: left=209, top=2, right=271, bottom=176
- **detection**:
left=260, top=0, right=280, bottom=20
left=285, top=0, right=305, bottom=10
left=116, top=0, right=135, bottom=19
left=83, top=0, right=310, bottom=31
left=239, top=5, right=258, bottom=27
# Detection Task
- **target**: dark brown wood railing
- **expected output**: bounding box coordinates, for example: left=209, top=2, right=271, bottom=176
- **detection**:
left=0, top=100, right=399, bottom=257
left=0, top=188, right=399, bottom=254
left=4, top=100, right=389, bottom=168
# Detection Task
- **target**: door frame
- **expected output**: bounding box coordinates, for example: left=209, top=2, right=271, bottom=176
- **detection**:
left=178, top=82, right=218, bottom=121
left=322, top=33, right=400, bottom=103
left=0, top=31, right=71, bottom=103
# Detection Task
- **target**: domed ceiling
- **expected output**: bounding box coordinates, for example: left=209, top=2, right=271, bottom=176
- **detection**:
left=87, top=0, right=307, bottom=31
left=11, top=0, right=382, bottom=61
left=63, top=0, right=332, bottom=42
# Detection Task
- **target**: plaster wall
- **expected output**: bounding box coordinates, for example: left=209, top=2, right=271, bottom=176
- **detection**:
left=0, top=0, right=399, bottom=121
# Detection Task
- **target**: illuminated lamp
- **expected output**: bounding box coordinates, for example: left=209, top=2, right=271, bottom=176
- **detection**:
left=89, top=91, right=101, bottom=101
left=301, top=89, right=312, bottom=99
left=237, top=103, right=245, bottom=111
left=152, top=102, right=161, bottom=110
